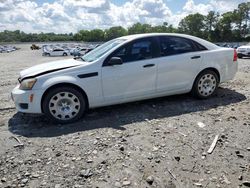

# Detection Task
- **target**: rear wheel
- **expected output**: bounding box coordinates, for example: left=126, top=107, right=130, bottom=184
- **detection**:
left=237, top=54, right=243, bottom=59
left=42, top=87, right=86, bottom=124
left=63, top=53, right=67, bottom=56
left=192, top=70, right=219, bottom=99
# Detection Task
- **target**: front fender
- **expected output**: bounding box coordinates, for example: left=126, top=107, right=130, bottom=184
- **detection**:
left=39, top=75, right=80, bottom=90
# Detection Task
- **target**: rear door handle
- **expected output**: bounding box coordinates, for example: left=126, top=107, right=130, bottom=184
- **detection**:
left=143, top=64, right=155, bottom=68
left=191, top=56, right=201, bottom=59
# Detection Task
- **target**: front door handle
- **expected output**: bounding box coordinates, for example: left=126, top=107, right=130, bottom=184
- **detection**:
left=143, top=64, right=155, bottom=68
left=191, top=56, right=201, bottom=59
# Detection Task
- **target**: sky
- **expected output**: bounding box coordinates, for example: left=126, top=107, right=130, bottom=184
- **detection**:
left=0, top=0, right=248, bottom=33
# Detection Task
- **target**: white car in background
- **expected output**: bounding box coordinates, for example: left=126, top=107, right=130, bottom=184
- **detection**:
left=236, top=45, right=250, bottom=58
left=12, top=33, right=238, bottom=124
left=43, top=47, right=70, bottom=56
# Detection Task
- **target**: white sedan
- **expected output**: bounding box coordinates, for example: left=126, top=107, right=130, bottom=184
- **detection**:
left=236, top=45, right=250, bottom=58
left=11, top=33, right=238, bottom=123
left=43, top=47, right=70, bottom=56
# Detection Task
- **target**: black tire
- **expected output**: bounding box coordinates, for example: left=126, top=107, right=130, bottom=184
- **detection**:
left=192, top=70, right=219, bottom=99
left=63, top=53, right=67, bottom=56
left=42, top=86, right=86, bottom=124
left=237, top=54, right=243, bottom=59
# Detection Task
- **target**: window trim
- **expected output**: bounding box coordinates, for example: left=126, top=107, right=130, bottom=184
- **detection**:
left=103, top=36, right=160, bottom=66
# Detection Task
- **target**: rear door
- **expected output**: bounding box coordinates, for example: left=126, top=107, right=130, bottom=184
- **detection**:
left=101, top=37, right=159, bottom=103
left=156, top=36, right=206, bottom=93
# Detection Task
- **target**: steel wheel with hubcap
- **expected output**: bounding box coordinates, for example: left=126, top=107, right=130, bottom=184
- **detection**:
left=43, top=87, right=86, bottom=123
left=192, top=70, right=219, bottom=99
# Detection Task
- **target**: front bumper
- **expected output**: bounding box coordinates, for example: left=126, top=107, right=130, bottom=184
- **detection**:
left=237, top=51, right=250, bottom=57
left=11, top=85, right=43, bottom=114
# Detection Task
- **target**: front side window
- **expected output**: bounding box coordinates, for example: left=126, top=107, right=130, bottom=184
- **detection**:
left=159, top=36, right=196, bottom=56
left=109, top=38, right=154, bottom=64
left=130, top=41, right=153, bottom=60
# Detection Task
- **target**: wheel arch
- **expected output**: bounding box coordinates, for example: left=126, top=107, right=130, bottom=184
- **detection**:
left=41, top=82, right=89, bottom=113
left=194, top=67, right=220, bottom=85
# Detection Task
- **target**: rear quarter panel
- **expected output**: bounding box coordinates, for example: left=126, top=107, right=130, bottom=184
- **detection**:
left=201, top=48, right=237, bottom=83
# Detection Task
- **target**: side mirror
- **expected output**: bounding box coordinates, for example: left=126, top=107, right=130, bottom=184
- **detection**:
left=108, top=57, right=123, bottom=66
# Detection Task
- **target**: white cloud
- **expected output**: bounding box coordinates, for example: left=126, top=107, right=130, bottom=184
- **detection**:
left=0, top=0, right=247, bottom=33
left=209, top=0, right=243, bottom=13
left=183, top=0, right=213, bottom=15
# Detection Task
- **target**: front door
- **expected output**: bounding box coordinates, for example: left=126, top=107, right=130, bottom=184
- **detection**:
left=101, top=37, right=158, bottom=103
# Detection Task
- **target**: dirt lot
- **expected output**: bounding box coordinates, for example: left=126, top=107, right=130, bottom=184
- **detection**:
left=0, top=44, right=250, bottom=188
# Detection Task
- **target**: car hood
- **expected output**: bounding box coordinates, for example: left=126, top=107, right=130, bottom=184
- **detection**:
left=20, top=59, right=86, bottom=80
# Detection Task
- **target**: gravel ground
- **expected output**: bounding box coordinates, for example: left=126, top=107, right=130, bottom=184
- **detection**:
left=0, top=44, right=250, bottom=188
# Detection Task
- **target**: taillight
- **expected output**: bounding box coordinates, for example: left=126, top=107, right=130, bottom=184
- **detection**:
left=233, top=49, right=237, bottom=62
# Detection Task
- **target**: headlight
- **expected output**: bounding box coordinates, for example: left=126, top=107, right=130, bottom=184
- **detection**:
left=19, top=78, right=37, bottom=90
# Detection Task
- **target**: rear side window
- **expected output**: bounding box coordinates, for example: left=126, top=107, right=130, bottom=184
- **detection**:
left=193, top=41, right=207, bottom=51
left=159, top=36, right=206, bottom=57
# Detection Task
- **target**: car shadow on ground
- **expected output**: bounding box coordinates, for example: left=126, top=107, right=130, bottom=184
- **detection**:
left=8, top=87, right=247, bottom=138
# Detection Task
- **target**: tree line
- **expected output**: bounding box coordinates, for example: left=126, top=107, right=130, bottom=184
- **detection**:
left=0, top=2, right=249, bottom=43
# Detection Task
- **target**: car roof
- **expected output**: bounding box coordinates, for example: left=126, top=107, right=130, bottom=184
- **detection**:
left=118, top=33, right=219, bottom=50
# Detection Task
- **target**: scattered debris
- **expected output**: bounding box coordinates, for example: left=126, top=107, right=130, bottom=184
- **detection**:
left=222, top=175, right=231, bottom=185
left=21, top=178, right=28, bottom=184
left=235, top=151, right=244, bottom=158
left=197, top=122, right=206, bottom=128
left=166, top=168, right=177, bottom=181
left=146, top=176, right=154, bottom=185
left=239, top=175, right=243, bottom=181
left=122, top=180, right=131, bottom=186
left=9, top=136, right=24, bottom=148
left=207, top=135, right=219, bottom=154
left=193, top=182, right=202, bottom=187
left=79, top=169, right=93, bottom=178
left=178, top=132, right=187, bottom=137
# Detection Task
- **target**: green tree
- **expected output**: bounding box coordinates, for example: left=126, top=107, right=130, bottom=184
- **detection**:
left=178, top=13, right=205, bottom=38
left=104, top=26, right=127, bottom=41
left=128, top=23, right=152, bottom=34
left=218, top=12, right=234, bottom=42
left=204, top=11, right=220, bottom=41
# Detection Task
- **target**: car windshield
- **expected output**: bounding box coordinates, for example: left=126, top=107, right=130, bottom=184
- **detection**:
left=81, top=39, right=126, bottom=62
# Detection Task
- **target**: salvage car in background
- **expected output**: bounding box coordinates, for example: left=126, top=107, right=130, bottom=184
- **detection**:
left=237, top=45, right=250, bottom=58
left=70, top=47, right=88, bottom=56
left=43, top=47, right=70, bottom=56
left=12, top=33, right=238, bottom=124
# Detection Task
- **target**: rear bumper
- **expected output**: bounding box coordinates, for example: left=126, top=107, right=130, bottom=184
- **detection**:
left=11, top=85, right=43, bottom=114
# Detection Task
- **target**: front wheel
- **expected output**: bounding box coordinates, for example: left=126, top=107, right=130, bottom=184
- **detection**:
left=192, top=70, right=219, bottom=99
left=42, top=87, right=86, bottom=124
